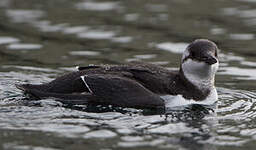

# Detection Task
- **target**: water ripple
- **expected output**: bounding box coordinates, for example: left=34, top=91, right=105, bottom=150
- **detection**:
left=1, top=65, right=256, bottom=149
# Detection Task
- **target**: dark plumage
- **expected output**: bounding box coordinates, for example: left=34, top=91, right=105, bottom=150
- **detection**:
left=16, top=39, right=219, bottom=109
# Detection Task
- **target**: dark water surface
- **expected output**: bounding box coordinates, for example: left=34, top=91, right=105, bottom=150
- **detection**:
left=1, top=0, right=256, bottom=149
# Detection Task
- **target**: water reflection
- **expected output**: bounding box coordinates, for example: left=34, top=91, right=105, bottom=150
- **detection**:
left=0, top=36, right=19, bottom=45
left=240, top=61, right=256, bottom=67
left=69, top=51, right=100, bottom=56
left=7, top=43, right=43, bottom=50
left=145, top=4, right=168, bottom=12
left=219, top=67, right=256, bottom=80
left=75, top=1, right=120, bottom=11
left=62, top=26, right=89, bottom=34
left=134, top=54, right=156, bottom=59
left=2, top=65, right=60, bottom=73
left=210, top=27, right=226, bottom=35
left=155, top=42, right=188, bottom=54
left=230, top=33, right=254, bottom=40
left=6, top=10, right=44, bottom=23
left=111, top=36, right=132, bottom=43
left=0, top=92, right=219, bottom=150
left=77, top=30, right=116, bottom=40
left=0, top=0, right=10, bottom=7
left=2, top=69, right=256, bottom=149
left=124, top=14, right=139, bottom=22
left=33, top=21, right=68, bottom=33
left=83, top=130, right=117, bottom=139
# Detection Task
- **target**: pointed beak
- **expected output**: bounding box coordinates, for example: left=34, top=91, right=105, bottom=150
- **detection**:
left=204, top=56, right=217, bottom=65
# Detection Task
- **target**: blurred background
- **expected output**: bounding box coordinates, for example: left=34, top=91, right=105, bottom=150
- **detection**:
left=1, top=0, right=256, bottom=150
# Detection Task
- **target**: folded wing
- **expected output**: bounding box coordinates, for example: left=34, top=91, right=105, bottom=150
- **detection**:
left=16, top=73, right=164, bottom=109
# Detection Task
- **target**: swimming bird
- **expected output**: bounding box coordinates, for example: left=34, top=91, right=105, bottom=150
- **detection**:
left=16, top=39, right=219, bottom=109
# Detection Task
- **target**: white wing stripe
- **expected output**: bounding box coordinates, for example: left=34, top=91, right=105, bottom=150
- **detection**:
left=80, top=76, right=93, bottom=93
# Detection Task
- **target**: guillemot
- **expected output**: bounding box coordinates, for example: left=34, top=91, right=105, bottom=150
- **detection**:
left=16, top=39, right=219, bottom=109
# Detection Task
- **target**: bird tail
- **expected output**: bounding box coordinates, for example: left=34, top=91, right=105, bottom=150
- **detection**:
left=15, top=84, right=95, bottom=105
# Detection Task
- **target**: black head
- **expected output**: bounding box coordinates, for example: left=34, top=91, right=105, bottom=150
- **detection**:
left=182, top=39, right=218, bottom=65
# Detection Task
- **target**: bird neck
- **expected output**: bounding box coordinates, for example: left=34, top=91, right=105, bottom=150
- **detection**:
left=180, top=59, right=218, bottom=91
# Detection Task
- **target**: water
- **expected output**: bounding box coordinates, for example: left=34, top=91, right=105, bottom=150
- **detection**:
left=1, top=0, right=256, bottom=149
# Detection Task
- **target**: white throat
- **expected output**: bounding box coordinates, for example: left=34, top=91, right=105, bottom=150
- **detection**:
left=182, top=59, right=219, bottom=90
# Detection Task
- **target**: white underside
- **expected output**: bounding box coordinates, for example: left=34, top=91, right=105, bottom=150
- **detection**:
left=164, top=57, right=219, bottom=108
left=161, top=88, right=218, bottom=108
left=182, top=59, right=219, bottom=89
